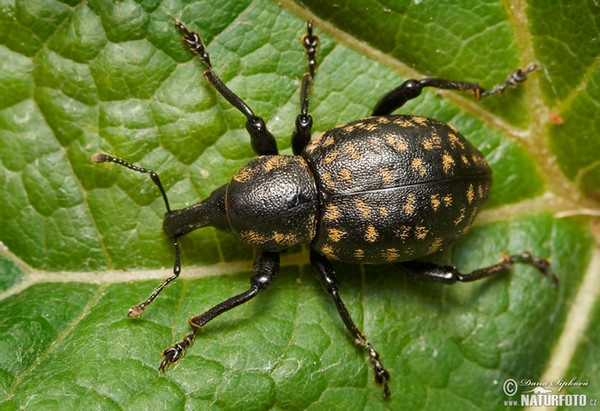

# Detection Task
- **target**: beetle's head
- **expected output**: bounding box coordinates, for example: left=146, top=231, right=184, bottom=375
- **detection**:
left=163, top=155, right=319, bottom=252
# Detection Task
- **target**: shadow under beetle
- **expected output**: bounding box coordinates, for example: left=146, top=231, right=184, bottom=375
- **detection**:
left=92, top=19, right=558, bottom=398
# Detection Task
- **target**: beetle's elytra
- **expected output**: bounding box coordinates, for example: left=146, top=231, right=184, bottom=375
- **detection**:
left=92, top=19, right=557, bottom=398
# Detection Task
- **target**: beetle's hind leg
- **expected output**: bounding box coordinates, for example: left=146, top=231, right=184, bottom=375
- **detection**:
left=310, top=250, right=391, bottom=398
left=371, top=64, right=538, bottom=116
left=399, top=251, right=558, bottom=286
left=173, top=18, right=278, bottom=156
left=292, top=21, right=319, bottom=155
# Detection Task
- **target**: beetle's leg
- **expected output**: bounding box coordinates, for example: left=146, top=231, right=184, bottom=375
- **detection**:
left=174, top=18, right=278, bottom=155
left=399, top=251, right=558, bottom=287
left=128, top=239, right=182, bottom=317
left=160, top=251, right=280, bottom=371
left=90, top=153, right=184, bottom=317
left=292, top=21, right=319, bottom=155
left=371, top=64, right=537, bottom=116
left=310, top=249, right=391, bottom=398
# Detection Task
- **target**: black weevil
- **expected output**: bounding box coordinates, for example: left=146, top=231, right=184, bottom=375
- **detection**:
left=92, top=20, right=557, bottom=397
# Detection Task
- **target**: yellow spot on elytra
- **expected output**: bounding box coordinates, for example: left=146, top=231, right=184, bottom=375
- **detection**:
left=328, top=228, right=346, bottom=242
left=365, top=224, right=379, bottom=242
left=312, top=132, right=324, bottom=145
left=430, top=194, right=441, bottom=211
left=428, top=237, right=444, bottom=254
left=467, top=184, right=475, bottom=204
left=448, top=133, right=465, bottom=150
left=321, top=244, right=336, bottom=259
left=305, top=132, right=323, bottom=153
left=395, top=225, right=411, bottom=240
left=422, top=133, right=442, bottom=150
left=443, top=194, right=453, bottom=207
left=415, top=226, right=429, bottom=240
left=363, top=122, right=379, bottom=131
left=454, top=207, right=466, bottom=225
left=355, top=198, right=372, bottom=218
left=379, top=206, right=389, bottom=217
left=322, top=172, right=334, bottom=189
left=384, top=134, right=408, bottom=152
left=344, top=144, right=361, bottom=161
left=354, top=249, right=365, bottom=259
left=441, top=152, right=455, bottom=175
left=377, top=117, right=391, bottom=124
left=411, top=158, right=427, bottom=176
left=324, top=204, right=341, bottom=221
left=370, top=137, right=383, bottom=152
left=403, top=193, right=416, bottom=214
left=380, top=167, right=394, bottom=184
left=472, top=153, right=486, bottom=165
left=324, top=150, right=338, bottom=164
left=393, top=117, right=413, bottom=127
left=343, top=123, right=357, bottom=133
left=411, top=116, right=429, bottom=127
left=338, top=168, right=352, bottom=181
left=461, top=155, right=469, bottom=164
left=478, top=184, right=485, bottom=198
left=323, top=135, right=335, bottom=148
left=382, top=248, right=400, bottom=262
left=308, top=224, right=317, bottom=241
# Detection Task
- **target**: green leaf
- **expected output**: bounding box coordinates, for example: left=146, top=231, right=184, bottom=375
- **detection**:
left=1, top=0, right=598, bottom=409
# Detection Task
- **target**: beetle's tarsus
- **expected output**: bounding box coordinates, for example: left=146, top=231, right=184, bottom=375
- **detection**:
left=510, top=251, right=559, bottom=287
left=159, top=330, right=196, bottom=372
left=400, top=250, right=559, bottom=287
left=368, top=343, right=391, bottom=398
left=481, top=64, right=538, bottom=97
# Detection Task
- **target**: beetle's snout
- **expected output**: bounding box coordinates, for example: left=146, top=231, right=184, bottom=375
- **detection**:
left=163, top=210, right=187, bottom=240
left=162, top=184, right=230, bottom=239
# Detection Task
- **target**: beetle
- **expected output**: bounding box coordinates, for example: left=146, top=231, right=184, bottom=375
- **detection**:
left=92, top=19, right=557, bottom=397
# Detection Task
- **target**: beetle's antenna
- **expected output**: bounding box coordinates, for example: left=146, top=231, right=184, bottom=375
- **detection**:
left=91, top=153, right=172, bottom=213
left=91, top=152, right=183, bottom=317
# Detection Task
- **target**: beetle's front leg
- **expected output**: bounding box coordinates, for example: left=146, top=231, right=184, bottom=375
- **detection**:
left=310, top=249, right=391, bottom=398
left=160, top=251, right=280, bottom=371
left=174, top=18, right=278, bottom=155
